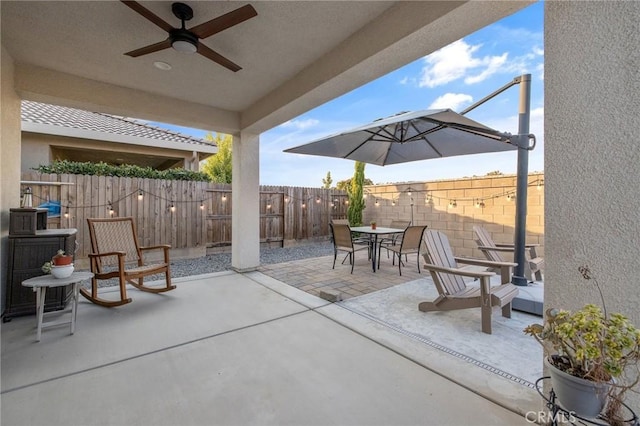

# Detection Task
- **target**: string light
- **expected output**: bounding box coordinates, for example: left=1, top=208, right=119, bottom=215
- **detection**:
left=23, top=175, right=543, bottom=216
left=301, top=201, right=306, bottom=208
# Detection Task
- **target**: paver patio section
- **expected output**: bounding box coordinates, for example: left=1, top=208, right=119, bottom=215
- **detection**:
left=258, top=253, right=422, bottom=299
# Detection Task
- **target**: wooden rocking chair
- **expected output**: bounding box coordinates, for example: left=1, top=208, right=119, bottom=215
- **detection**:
left=419, top=230, right=519, bottom=334
left=82, top=217, right=176, bottom=307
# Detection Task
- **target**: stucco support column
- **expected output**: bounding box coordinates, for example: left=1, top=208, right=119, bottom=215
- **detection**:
left=231, top=132, right=260, bottom=272
left=1, top=47, right=23, bottom=313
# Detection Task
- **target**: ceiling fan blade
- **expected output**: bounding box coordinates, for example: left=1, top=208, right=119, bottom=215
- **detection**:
left=190, top=4, right=257, bottom=39
left=121, top=1, right=174, bottom=33
left=125, top=39, right=172, bottom=57
left=197, top=43, right=242, bottom=72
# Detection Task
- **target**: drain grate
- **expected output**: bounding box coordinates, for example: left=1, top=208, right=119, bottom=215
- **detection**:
left=341, top=305, right=536, bottom=389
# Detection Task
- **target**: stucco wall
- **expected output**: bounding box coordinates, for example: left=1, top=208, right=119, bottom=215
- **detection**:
left=546, top=1, right=640, bottom=408
left=20, top=132, right=198, bottom=172
left=362, top=173, right=544, bottom=261
left=1, top=47, right=22, bottom=313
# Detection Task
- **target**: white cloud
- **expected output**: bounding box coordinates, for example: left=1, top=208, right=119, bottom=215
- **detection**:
left=279, top=118, right=320, bottom=130
left=428, top=93, right=473, bottom=110
left=464, top=52, right=508, bottom=84
left=419, top=40, right=483, bottom=88
left=418, top=37, right=543, bottom=89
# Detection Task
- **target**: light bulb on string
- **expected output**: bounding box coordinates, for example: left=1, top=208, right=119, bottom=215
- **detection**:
left=108, top=204, right=114, bottom=216
left=316, top=196, right=321, bottom=204
left=537, top=179, right=543, bottom=191
left=200, top=201, right=204, bottom=210
left=222, top=194, right=227, bottom=202
left=448, top=200, right=457, bottom=208
left=170, top=203, right=175, bottom=212
left=138, top=190, right=143, bottom=200
left=374, top=198, right=379, bottom=207
left=392, top=199, right=396, bottom=206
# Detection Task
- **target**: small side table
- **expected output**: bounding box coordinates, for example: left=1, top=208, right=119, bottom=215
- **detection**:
left=22, top=271, right=93, bottom=341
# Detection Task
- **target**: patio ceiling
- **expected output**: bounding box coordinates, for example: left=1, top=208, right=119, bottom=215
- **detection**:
left=1, top=1, right=532, bottom=135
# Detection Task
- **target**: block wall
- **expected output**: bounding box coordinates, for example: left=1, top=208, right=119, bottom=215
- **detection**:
left=362, top=173, right=544, bottom=260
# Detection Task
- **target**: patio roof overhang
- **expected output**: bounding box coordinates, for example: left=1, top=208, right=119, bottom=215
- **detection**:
left=1, top=1, right=534, bottom=272
left=1, top=1, right=533, bottom=134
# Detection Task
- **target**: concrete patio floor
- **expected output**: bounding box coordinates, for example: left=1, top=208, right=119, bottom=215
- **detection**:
left=1, top=254, right=544, bottom=425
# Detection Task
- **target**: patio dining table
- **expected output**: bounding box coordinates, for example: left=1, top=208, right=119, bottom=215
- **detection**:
left=350, top=226, right=405, bottom=272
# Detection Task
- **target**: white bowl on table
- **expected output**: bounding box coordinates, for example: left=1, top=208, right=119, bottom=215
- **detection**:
left=51, top=264, right=74, bottom=279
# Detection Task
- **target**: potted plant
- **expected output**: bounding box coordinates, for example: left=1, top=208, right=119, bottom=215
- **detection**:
left=52, top=249, right=73, bottom=266
left=41, top=258, right=74, bottom=278
left=370, top=221, right=377, bottom=230
left=524, top=266, right=640, bottom=423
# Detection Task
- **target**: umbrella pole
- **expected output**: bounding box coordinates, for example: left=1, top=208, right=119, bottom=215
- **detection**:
left=461, top=74, right=534, bottom=286
left=511, top=74, right=532, bottom=286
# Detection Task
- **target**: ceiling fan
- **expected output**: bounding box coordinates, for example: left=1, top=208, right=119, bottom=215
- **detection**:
left=121, top=1, right=257, bottom=72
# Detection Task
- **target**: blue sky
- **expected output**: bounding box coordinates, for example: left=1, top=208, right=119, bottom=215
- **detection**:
left=154, top=2, right=543, bottom=187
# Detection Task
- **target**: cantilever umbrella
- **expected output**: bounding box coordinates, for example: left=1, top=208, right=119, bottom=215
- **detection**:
left=284, top=108, right=516, bottom=165
left=285, top=107, right=534, bottom=285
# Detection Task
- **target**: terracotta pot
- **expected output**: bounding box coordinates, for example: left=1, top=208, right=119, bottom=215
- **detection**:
left=371, top=224, right=377, bottom=230
left=52, top=255, right=73, bottom=266
left=545, top=357, right=610, bottom=418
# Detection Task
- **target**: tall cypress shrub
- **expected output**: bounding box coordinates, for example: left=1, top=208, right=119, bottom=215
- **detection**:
left=347, top=161, right=366, bottom=226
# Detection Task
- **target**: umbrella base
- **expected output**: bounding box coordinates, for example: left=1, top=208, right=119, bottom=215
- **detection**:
left=511, top=282, right=543, bottom=316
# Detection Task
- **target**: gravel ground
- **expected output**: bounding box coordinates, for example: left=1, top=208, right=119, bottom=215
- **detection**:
left=169, top=241, right=334, bottom=278
left=87, top=241, right=334, bottom=288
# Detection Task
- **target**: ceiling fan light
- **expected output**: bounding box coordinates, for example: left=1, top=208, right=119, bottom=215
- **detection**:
left=172, top=39, right=197, bottom=54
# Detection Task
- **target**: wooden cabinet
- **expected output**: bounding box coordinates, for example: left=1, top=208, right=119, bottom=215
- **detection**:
left=3, top=229, right=77, bottom=321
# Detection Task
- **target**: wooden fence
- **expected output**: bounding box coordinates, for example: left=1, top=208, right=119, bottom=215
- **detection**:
left=20, top=173, right=348, bottom=259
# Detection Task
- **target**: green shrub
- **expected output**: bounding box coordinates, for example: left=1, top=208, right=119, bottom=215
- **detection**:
left=33, top=160, right=211, bottom=182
